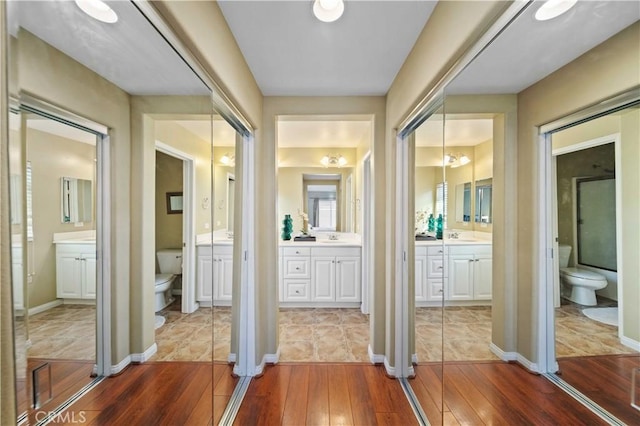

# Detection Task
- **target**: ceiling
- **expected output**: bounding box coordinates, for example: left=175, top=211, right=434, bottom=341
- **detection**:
left=13, top=0, right=209, bottom=96
left=11, top=1, right=638, bottom=149
left=277, top=118, right=371, bottom=148
left=447, top=0, right=640, bottom=94
left=217, top=0, right=437, bottom=96
left=415, top=115, right=494, bottom=147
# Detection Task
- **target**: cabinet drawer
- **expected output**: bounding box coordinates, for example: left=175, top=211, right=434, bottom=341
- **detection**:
left=283, top=247, right=311, bottom=256
left=427, top=257, right=446, bottom=277
left=427, top=246, right=448, bottom=256
left=283, top=257, right=310, bottom=278
left=426, top=279, right=444, bottom=301
left=284, top=280, right=310, bottom=301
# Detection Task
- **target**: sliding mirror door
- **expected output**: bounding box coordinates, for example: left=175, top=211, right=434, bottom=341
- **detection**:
left=408, top=101, right=446, bottom=424
left=5, top=0, right=231, bottom=423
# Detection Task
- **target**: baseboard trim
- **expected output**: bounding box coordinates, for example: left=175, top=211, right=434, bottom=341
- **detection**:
left=515, top=353, right=540, bottom=373
left=368, top=344, right=384, bottom=364
left=411, top=353, right=418, bottom=365
left=383, top=357, right=395, bottom=376
left=227, top=353, right=236, bottom=364
left=489, top=343, right=517, bottom=361
left=131, top=343, right=158, bottom=363
left=28, top=299, right=63, bottom=316
left=110, top=356, right=132, bottom=375
left=621, top=336, right=640, bottom=351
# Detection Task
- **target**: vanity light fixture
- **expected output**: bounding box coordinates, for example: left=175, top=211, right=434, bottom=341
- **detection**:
left=321, top=154, right=347, bottom=168
left=75, top=0, right=118, bottom=24
left=220, top=153, right=235, bottom=166
left=443, top=153, right=470, bottom=168
left=313, top=0, right=345, bottom=23
left=535, top=0, right=578, bottom=21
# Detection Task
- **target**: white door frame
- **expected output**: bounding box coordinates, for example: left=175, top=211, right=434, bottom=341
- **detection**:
left=234, top=132, right=257, bottom=377
left=361, top=152, right=372, bottom=314
left=393, top=134, right=412, bottom=378
left=155, top=141, right=197, bottom=314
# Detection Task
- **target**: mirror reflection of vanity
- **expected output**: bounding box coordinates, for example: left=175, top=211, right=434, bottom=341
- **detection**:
left=455, top=182, right=471, bottom=223
left=61, top=177, right=92, bottom=223
left=475, top=178, right=492, bottom=224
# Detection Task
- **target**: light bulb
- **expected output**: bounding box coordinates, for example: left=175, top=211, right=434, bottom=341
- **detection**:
left=459, top=155, right=470, bottom=166
left=535, top=0, right=577, bottom=21
left=313, top=0, right=344, bottom=23
left=75, top=0, right=118, bottom=24
left=338, top=156, right=347, bottom=167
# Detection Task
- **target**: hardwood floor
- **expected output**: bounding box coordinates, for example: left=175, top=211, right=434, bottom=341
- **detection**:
left=16, top=359, right=95, bottom=424
left=410, top=361, right=609, bottom=425
left=234, top=363, right=417, bottom=425
left=558, top=354, right=640, bottom=424
left=56, top=362, right=237, bottom=425
left=46, top=358, right=636, bottom=425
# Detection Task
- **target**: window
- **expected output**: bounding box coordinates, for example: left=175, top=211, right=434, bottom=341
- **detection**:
left=435, top=181, right=448, bottom=229
left=303, top=175, right=341, bottom=232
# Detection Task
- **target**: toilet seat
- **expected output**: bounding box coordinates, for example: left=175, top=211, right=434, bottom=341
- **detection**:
left=560, top=267, right=606, bottom=281
left=155, top=273, right=174, bottom=286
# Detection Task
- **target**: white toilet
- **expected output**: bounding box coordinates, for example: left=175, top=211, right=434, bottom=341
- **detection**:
left=558, top=244, right=607, bottom=306
left=155, top=249, right=182, bottom=312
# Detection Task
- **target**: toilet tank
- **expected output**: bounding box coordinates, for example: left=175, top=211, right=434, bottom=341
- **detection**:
left=157, top=249, right=183, bottom=274
left=558, top=245, right=572, bottom=268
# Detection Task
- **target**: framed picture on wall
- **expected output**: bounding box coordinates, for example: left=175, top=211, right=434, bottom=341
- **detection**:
left=166, top=192, right=183, bottom=214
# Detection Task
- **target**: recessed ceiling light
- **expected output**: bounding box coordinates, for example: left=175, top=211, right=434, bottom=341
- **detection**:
left=535, top=0, right=578, bottom=21
left=75, top=0, right=118, bottom=24
left=313, top=0, right=345, bottom=23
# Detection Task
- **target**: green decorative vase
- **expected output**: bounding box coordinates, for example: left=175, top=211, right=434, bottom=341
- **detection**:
left=282, top=214, right=293, bottom=240
left=436, top=214, right=443, bottom=240
left=427, top=214, right=435, bottom=232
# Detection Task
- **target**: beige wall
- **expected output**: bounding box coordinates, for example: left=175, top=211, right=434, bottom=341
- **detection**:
left=155, top=151, right=183, bottom=257
left=213, top=146, right=236, bottom=232
left=16, top=29, right=132, bottom=365
left=154, top=0, right=263, bottom=129
left=517, top=22, right=640, bottom=360
left=27, top=128, right=96, bottom=308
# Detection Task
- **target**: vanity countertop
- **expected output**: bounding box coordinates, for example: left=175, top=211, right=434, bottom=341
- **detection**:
left=415, top=239, right=491, bottom=246
left=54, top=238, right=96, bottom=244
left=280, top=240, right=362, bottom=248
left=196, top=239, right=233, bottom=247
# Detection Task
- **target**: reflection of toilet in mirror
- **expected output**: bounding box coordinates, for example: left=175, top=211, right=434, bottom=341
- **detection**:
left=155, top=249, right=182, bottom=312
left=558, top=245, right=607, bottom=306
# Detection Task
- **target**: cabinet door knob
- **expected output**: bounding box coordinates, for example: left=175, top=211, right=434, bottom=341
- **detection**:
left=438, top=250, right=443, bottom=253
left=296, top=251, right=300, bottom=254
left=438, top=289, right=443, bottom=293
left=475, top=259, right=480, bottom=262
left=468, top=259, right=474, bottom=262
left=295, top=267, right=300, bottom=270
left=437, top=266, right=443, bottom=269
left=337, top=261, right=341, bottom=264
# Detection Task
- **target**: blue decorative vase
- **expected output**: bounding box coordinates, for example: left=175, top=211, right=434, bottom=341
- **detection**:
left=436, top=214, right=443, bottom=240
left=427, top=214, right=435, bottom=233
left=282, top=214, right=293, bottom=240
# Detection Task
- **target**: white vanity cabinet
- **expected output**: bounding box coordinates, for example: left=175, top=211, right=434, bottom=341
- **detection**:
left=447, top=245, right=492, bottom=301
left=279, top=245, right=361, bottom=306
left=55, top=243, right=96, bottom=300
left=282, top=247, right=312, bottom=301
left=416, top=245, right=448, bottom=304
left=196, top=244, right=233, bottom=306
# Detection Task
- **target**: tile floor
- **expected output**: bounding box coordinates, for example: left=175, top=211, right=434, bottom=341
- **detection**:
left=12, top=298, right=635, bottom=366
left=278, top=308, right=370, bottom=362
left=27, top=304, right=96, bottom=360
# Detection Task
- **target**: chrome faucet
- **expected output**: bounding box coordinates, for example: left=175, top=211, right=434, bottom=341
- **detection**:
left=448, top=232, right=459, bottom=239
left=328, top=233, right=339, bottom=241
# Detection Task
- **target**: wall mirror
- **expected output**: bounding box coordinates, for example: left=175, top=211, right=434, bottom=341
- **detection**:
left=61, top=177, right=93, bottom=223
left=165, top=191, right=183, bottom=214
left=455, top=181, right=471, bottom=223
left=303, top=174, right=340, bottom=232
left=474, top=178, right=492, bottom=224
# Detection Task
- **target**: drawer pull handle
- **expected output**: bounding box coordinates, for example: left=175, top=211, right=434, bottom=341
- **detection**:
left=295, top=267, right=300, bottom=270
left=475, top=259, right=480, bottom=262
left=437, top=266, right=443, bottom=270
left=438, top=289, right=443, bottom=293
left=438, top=250, right=443, bottom=253
left=296, top=251, right=300, bottom=254
left=468, top=259, right=474, bottom=262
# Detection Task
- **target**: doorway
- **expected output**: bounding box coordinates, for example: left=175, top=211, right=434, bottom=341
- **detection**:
left=542, top=101, right=640, bottom=424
